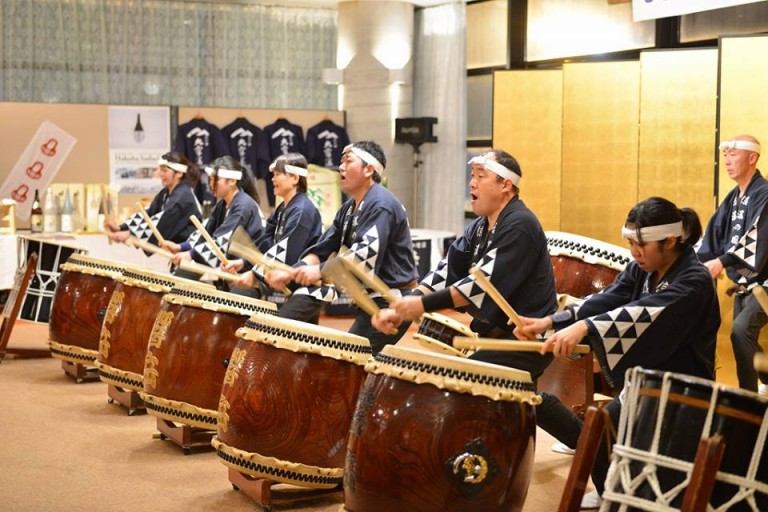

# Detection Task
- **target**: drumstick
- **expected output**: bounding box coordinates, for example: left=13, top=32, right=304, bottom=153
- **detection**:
left=178, top=260, right=241, bottom=282
left=755, top=353, right=768, bottom=373
left=453, top=336, right=591, bottom=354
left=339, top=250, right=398, bottom=303
left=469, top=266, right=524, bottom=329
left=753, top=286, right=768, bottom=315
left=127, top=236, right=175, bottom=259
left=135, top=202, right=165, bottom=245
left=229, top=238, right=294, bottom=273
left=189, top=215, right=230, bottom=266
left=322, top=257, right=380, bottom=318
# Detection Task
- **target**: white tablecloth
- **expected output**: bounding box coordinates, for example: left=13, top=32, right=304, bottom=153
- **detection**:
left=0, top=232, right=171, bottom=290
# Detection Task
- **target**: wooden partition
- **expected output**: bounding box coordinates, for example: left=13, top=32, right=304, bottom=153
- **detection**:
left=492, top=70, right=563, bottom=231
left=561, top=61, right=640, bottom=245
left=638, top=49, right=718, bottom=221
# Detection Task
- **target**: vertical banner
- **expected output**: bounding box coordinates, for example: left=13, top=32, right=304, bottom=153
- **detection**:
left=0, top=121, right=77, bottom=221
left=108, top=106, right=170, bottom=195
left=307, top=164, right=342, bottom=229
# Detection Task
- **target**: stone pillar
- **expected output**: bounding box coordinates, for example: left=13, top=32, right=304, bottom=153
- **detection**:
left=336, top=0, right=415, bottom=217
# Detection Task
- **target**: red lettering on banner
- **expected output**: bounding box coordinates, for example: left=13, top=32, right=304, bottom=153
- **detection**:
left=40, top=138, right=58, bottom=156
left=12, top=184, right=29, bottom=203
left=25, top=161, right=44, bottom=179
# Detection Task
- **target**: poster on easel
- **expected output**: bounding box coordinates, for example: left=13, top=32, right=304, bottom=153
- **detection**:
left=108, top=106, right=170, bottom=195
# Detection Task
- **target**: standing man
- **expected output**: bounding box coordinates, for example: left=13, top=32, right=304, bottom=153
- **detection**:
left=268, top=141, right=418, bottom=353
left=698, top=135, right=768, bottom=393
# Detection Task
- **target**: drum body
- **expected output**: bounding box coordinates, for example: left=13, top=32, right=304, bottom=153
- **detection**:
left=141, top=286, right=277, bottom=429
left=546, top=231, right=630, bottom=298
left=603, top=368, right=768, bottom=511
left=213, top=313, right=371, bottom=489
left=15, top=235, right=86, bottom=323
left=96, top=268, right=207, bottom=393
left=48, top=255, right=128, bottom=365
left=343, top=345, right=539, bottom=512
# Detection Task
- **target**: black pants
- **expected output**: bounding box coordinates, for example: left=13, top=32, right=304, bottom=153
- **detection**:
left=278, top=294, right=324, bottom=325
left=349, top=296, right=412, bottom=355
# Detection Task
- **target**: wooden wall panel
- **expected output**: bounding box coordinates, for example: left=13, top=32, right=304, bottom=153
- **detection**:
left=561, top=61, right=640, bottom=245
left=716, top=36, right=768, bottom=386
left=638, top=49, right=718, bottom=221
left=493, top=70, right=563, bottom=230
left=718, top=36, right=768, bottom=203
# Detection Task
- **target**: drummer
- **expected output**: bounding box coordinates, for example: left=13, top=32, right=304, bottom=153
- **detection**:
left=267, top=140, right=419, bottom=351
left=162, top=156, right=265, bottom=286
left=104, top=151, right=201, bottom=245
left=373, top=149, right=580, bottom=442
left=222, top=153, right=323, bottom=316
left=514, top=197, right=720, bottom=508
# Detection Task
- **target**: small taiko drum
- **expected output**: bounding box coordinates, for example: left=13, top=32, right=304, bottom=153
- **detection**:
left=603, top=368, right=768, bottom=511
left=140, top=285, right=277, bottom=430
left=412, top=312, right=477, bottom=358
left=343, top=345, right=540, bottom=512
left=96, top=268, right=210, bottom=393
left=48, top=254, right=129, bottom=368
left=546, top=231, right=631, bottom=298
left=212, top=313, right=371, bottom=489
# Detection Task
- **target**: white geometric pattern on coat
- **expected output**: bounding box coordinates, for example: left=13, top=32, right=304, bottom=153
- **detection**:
left=454, top=248, right=497, bottom=310
left=126, top=211, right=164, bottom=242
left=731, top=216, right=759, bottom=269
left=421, top=258, right=448, bottom=291
left=591, top=306, right=664, bottom=369
left=192, top=229, right=233, bottom=268
left=255, top=239, right=289, bottom=278
left=293, top=284, right=338, bottom=303
left=348, top=225, right=380, bottom=276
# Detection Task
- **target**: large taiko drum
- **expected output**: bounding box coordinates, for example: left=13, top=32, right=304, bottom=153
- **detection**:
left=602, top=368, right=768, bottom=511
left=212, top=313, right=371, bottom=489
left=343, top=345, right=540, bottom=512
left=412, top=312, right=476, bottom=358
left=140, top=285, right=277, bottom=430
left=48, top=254, right=129, bottom=367
left=546, top=231, right=631, bottom=298
left=96, top=268, right=210, bottom=393
left=14, top=234, right=86, bottom=323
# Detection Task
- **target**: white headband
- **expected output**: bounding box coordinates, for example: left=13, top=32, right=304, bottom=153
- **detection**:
left=468, top=156, right=521, bottom=186
left=269, top=161, right=308, bottom=177
left=343, top=144, right=385, bottom=176
left=621, top=222, right=683, bottom=242
left=719, top=139, right=761, bottom=154
left=158, top=158, right=188, bottom=174
left=205, top=166, right=242, bottom=180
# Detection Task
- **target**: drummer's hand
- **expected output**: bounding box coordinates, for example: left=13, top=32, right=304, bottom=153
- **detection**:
left=513, top=316, right=553, bottom=341
left=704, top=258, right=724, bottom=279
left=372, top=308, right=401, bottom=335
left=266, top=269, right=295, bottom=290
left=391, top=295, right=425, bottom=323
left=171, top=251, right=192, bottom=266
left=103, top=219, right=120, bottom=232
left=539, top=320, right=588, bottom=357
left=233, top=271, right=256, bottom=289
left=294, top=264, right=321, bottom=286
left=221, top=259, right=244, bottom=273
left=108, top=230, right=130, bottom=243
left=161, top=240, right=181, bottom=254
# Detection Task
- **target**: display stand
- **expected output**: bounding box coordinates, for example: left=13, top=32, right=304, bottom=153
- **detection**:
left=106, top=384, right=145, bottom=416
left=227, top=468, right=341, bottom=512
left=153, top=418, right=214, bottom=455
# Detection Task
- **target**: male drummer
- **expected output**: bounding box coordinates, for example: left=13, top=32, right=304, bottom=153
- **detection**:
left=373, top=149, right=580, bottom=448
left=697, top=135, right=768, bottom=395
left=267, top=140, right=419, bottom=354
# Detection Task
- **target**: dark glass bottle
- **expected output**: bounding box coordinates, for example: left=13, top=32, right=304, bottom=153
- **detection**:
left=30, top=189, right=43, bottom=232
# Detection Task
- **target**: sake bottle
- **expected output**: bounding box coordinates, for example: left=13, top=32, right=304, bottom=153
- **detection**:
left=30, top=189, right=43, bottom=233
left=60, top=188, right=74, bottom=233
left=43, top=188, right=58, bottom=233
